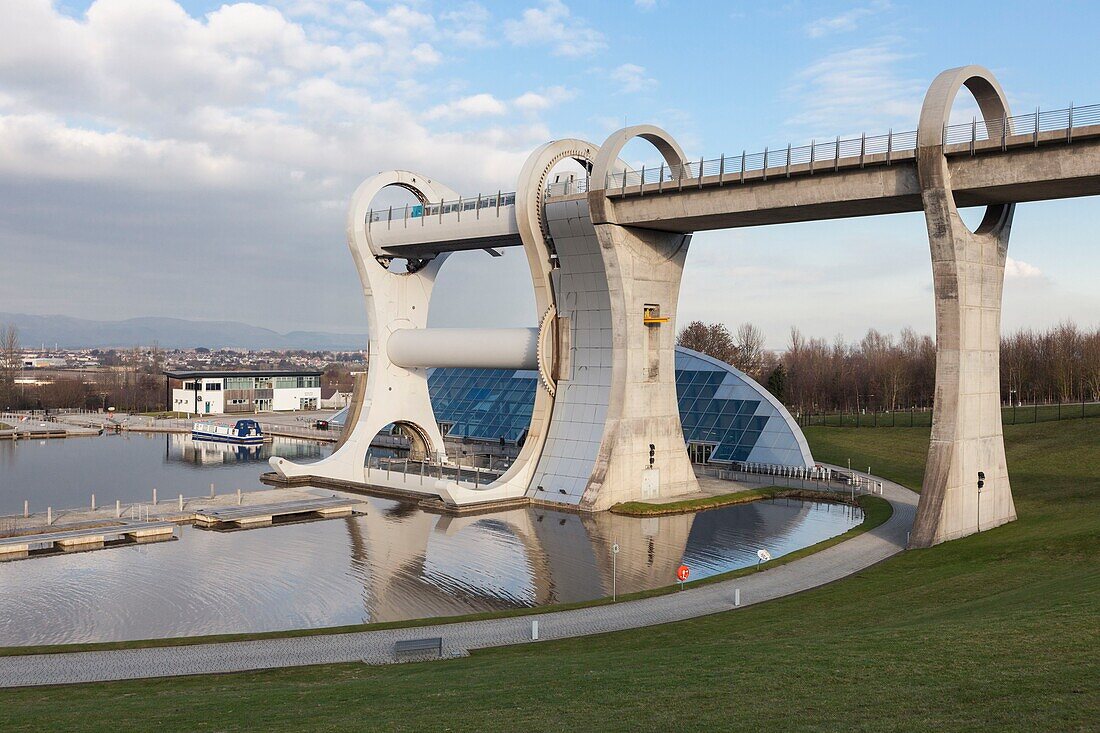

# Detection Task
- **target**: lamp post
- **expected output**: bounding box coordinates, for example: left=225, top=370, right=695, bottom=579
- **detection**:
left=611, top=543, right=619, bottom=602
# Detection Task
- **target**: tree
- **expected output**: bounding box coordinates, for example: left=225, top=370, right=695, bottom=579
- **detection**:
left=734, top=322, right=766, bottom=378
left=676, top=321, right=737, bottom=364
left=766, top=364, right=787, bottom=402
left=0, top=324, right=19, bottom=409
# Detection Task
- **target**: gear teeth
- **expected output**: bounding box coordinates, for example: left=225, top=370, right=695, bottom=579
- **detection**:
left=536, top=304, right=557, bottom=396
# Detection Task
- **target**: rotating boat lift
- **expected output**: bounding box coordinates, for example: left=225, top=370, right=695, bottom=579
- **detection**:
left=272, top=65, right=1054, bottom=545
left=271, top=129, right=702, bottom=512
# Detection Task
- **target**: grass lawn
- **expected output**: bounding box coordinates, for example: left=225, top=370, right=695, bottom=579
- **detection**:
left=1, top=419, right=1097, bottom=731
left=611, top=484, right=861, bottom=516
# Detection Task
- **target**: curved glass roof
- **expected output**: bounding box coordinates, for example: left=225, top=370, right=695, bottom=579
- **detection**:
left=332, top=346, right=812, bottom=468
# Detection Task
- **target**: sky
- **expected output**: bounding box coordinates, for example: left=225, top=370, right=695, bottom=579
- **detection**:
left=0, top=0, right=1097, bottom=348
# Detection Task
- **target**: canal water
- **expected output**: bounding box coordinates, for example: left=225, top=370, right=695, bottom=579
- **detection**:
left=0, top=434, right=861, bottom=646
left=0, top=432, right=329, bottom=514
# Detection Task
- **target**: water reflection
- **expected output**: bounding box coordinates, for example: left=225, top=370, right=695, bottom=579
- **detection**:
left=0, top=433, right=331, bottom=514
left=0, top=494, right=861, bottom=646
left=167, top=433, right=326, bottom=467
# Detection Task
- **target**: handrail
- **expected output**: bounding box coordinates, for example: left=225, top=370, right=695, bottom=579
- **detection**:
left=603, top=102, right=1100, bottom=191
left=365, top=102, right=1099, bottom=225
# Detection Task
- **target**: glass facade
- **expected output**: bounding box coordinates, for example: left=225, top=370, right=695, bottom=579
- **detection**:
left=418, top=348, right=811, bottom=467
left=673, top=349, right=810, bottom=466
left=427, top=368, right=538, bottom=443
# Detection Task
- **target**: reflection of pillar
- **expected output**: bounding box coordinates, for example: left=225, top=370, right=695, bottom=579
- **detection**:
left=911, top=66, right=1016, bottom=547
left=578, top=508, right=695, bottom=594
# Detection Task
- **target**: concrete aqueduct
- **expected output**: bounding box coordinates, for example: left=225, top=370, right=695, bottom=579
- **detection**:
left=271, top=66, right=1100, bottom=547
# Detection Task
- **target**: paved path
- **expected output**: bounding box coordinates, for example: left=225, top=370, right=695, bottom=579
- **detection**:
left=0, top=475, right=917, bottom=688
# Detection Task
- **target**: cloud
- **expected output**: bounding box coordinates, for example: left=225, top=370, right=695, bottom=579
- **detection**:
left=805, top=2, right=890, bottom=38
left=0, top=0, right=571, bottom=332
left=784, top=40, right=923, bottom=135
left=1005, top=257, right=1047, bottom=281
left=513, top=86, right=574, bottom=113
left=426, top=93, right=508, bottom=120
left=635, top=0, right=657, bottom=8
left=440, top=3, right=495, bottom=48
left=504, top=1, right=605, bottom=57
left=611, top=64, right=657, bottom=94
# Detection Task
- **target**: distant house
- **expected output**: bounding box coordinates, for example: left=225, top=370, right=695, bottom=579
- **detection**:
left=165, top=369, right=322, bottom=415
left=320, top=386, right=351, bottom=410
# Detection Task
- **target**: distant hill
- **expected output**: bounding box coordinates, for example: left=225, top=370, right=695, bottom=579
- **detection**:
left=0, top=313, right=367, bottom=350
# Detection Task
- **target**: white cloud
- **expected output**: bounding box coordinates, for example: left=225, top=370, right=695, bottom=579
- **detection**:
left=441, top=3, right=495, bottom=48
left=805, top=2, right=890, bottom=38
left=513, top=86, right=574, bottom=113
left=0, top=0, right=571, bottom=332
left=426, top=93, right=508, bottom=120
left=785, top=40, right=923, bottom=135
left=635, top=0, right=657, bottom=8
left=611, top=63, right=657, bottom=94
left=1005, top=257, right=1046, bottom=280
left=504, top=1, right=605, bottom=57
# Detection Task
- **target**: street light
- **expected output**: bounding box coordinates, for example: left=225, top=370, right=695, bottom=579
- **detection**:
left=611, top=543, right=619, bottom=602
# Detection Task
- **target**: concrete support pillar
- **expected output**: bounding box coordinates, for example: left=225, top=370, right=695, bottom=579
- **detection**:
left=552, top=124, right=700, bottom=510
left=911, top=66, right=1017, bottom=547
left=585, top=222, right=700, bottom=508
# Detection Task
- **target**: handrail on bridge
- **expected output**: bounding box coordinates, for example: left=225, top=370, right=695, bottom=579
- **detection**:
left=603, top=101, right=1099, bottom=192
left=366, top=101, right=1099, bottom=226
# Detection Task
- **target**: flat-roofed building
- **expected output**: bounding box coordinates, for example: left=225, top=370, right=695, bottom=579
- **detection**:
left=165, top=369, right=322, bottom=415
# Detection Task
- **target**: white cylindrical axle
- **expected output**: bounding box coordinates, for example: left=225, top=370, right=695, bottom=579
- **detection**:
left=387, top=328, right=538, bottom=370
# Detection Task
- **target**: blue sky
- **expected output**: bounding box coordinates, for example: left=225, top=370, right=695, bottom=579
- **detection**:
left=1, top=0, right=1097, bottom=347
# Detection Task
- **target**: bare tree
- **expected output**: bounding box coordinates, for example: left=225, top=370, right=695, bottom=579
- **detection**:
left=0, top=325, right=19, bottom=409
left=733, top=322, right=767, bottom=379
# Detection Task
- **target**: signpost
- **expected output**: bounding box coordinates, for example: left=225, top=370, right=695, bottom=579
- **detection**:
left=757, top=548, right=771, bottom=564
left=676, top=564, right=690, bottom=591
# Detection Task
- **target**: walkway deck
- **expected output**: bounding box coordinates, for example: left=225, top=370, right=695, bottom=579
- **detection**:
left=0, top=521, right=175, bottom=558
left=192, top=497, right=363, bottom=527
left=0, top=473, right=917, bottom=687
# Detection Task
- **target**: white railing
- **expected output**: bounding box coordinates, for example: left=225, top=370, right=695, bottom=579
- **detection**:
left=696, top=461, right=885, bottom=496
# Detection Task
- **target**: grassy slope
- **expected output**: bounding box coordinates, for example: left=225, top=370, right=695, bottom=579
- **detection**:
left=1, top=420, right=1098, bottom=732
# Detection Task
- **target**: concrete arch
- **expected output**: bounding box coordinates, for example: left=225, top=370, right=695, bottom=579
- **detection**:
left=346, top=169, right=460, bottom=269
left=911, top=66, right=1017, bottom=546
left=271, top=171, right=458, bottom=483
left=916, top=65, right=1015, bottom=236
left=590, top=124, right=687, bottom=191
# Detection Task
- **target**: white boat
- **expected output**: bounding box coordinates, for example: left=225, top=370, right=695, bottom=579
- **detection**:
left=191, top=419, right=264, bottom=445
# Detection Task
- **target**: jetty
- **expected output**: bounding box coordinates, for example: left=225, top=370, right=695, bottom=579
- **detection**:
left=192, top=497, right=363, bottom=528
left=0, top=488, right=367, bottom=561
left=0, top=521, right=176, bottom=560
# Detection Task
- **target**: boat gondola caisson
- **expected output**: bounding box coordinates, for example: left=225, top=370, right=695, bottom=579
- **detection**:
left=191, top=419, right=264, bottom=445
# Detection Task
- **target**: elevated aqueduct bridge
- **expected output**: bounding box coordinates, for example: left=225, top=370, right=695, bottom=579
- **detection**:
left=272, top=66, right=1100, bottom=548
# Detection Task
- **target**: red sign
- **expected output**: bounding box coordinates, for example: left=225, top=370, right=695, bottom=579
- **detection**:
left=676, top=564, right=690, bottom=582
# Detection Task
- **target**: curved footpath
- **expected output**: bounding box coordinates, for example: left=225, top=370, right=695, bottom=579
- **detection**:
left=0, top=471, right=917, bottom=688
